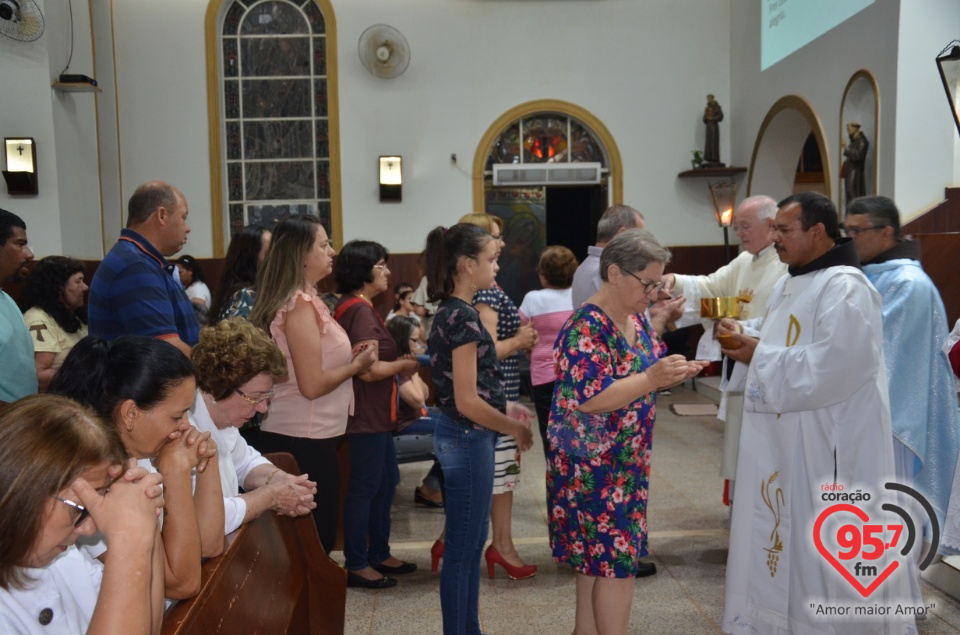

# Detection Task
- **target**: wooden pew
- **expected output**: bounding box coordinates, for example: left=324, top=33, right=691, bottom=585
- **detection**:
left=161, top=452, right=347, bottom=635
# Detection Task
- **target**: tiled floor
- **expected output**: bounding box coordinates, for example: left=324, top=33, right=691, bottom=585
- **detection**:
left=334, top=384, right=960, bottom=634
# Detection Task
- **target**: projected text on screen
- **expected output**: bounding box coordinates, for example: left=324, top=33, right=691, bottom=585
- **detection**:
left=762, top=0, right=874, bottom=71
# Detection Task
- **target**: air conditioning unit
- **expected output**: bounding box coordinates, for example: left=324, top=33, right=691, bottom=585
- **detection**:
left=492, top=162, right=603, bottom=186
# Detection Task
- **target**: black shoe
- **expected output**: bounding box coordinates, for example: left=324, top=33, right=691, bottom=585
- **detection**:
left=371, top=560, right=418, bottom=575
left=636, top=561, right=657, bottom=578
left=347, top=570, right=397, bottom=589
left=415, top=487, right=444, bottom=508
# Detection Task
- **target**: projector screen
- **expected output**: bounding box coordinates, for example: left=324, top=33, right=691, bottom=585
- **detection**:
left=762, top=0, right=874, bottom=71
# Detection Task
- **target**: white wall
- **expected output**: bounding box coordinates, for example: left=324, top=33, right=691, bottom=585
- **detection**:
left=0, top=0, right=63, bottom=259
left=110, top=0, right=213, bottom=257
left=894, top=0, right=960, bottom=218
left=95, top=0, right=732, bottom=256
left=47, top=0, right=103, bottom=259
left=730, top=0, right=901, bottom=207
left=335, top=0, right=733, bottom=252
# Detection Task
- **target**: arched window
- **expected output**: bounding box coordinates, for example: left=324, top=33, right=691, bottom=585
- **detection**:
left=485, top=114, right=608, bottom=169
left=208, top=0, right=342, bottom=254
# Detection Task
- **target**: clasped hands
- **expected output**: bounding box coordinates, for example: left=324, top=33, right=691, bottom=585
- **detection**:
left=267, top=472, right=318, bottom=518
left=72, top=460, right=165, bottom=543
left=159, top=421, right=219, bottom=473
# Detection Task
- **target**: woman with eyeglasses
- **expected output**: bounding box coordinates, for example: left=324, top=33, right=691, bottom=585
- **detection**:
left=189, top=318, right=318, bottom=534
left=249, top=216, right=377, bottom=557
left=49, top=335, right=224, bottom=601
left=548, top=229, right=706, bottom=635
left=333, top=240, right=420, bottom=589
left=0, top=395, right=166, bottom=634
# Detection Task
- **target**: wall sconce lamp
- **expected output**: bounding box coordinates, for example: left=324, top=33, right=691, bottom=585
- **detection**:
left=709, top=179, right=737, bottom=262
left=2, top=137, right=38, bottom=196
left=936, top=40, right=960, bottom=140
left=379, top=155, right=402, bottom=202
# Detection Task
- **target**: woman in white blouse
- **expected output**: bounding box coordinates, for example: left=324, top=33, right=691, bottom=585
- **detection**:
left=190, top=318, right=317, bottom=534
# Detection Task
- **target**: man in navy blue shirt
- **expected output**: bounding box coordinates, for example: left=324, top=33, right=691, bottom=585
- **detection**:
left=88, top=181, right=199, bottom=355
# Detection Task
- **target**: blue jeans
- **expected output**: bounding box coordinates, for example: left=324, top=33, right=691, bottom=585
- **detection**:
left=343, top=431, right=400, bottom=571
left=396, top=408, right=445, bottom=490
left=434, top=414, right=498, bottom=635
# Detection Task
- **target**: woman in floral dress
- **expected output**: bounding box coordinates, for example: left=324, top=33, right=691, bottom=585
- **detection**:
left=547, top=229, right=706, bottom=635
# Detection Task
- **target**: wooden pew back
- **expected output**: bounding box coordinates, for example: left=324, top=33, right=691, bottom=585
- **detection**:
left=161, top=452, right=346, bottom=635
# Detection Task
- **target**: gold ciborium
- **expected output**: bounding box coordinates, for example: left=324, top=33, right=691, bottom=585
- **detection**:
left=700, top=297, right=741, bottom=320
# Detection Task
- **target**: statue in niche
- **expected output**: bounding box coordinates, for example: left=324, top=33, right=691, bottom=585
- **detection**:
left=702, top=94, right=725, bottom=167
left=841, top=122, right=869, bottom=207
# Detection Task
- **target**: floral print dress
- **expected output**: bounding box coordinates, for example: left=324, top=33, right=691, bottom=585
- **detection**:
left=546, top=303, right=666, bottom=578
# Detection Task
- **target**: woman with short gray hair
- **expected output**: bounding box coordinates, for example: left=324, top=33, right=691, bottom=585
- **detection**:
left=546, top=229, right=707, bottom=634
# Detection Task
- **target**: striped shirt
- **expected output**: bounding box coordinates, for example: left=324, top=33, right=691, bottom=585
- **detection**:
left=88, top=229, right=199, bottom=345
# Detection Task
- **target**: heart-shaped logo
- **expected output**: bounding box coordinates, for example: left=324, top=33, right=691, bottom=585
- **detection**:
left=813, top=503, right=900, bottom=598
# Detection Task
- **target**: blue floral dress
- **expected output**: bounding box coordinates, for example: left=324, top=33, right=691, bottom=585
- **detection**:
left=546, top=303, right=665, bottom=578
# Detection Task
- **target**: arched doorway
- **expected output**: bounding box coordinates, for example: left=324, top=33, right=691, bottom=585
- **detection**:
left=473, top=100, right=621, bottom=303
left=748, top=96, right=833, bottom=204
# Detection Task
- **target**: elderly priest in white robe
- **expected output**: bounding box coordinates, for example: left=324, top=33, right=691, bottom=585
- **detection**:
left=719, top=192, right=915, bottom=635
left=663, top=195, right=787, bottom=492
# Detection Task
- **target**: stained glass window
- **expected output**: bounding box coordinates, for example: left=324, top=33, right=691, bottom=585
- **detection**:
left=220, top=0, right=333, bottom=239
left=485, top=113, right=607, bottom=172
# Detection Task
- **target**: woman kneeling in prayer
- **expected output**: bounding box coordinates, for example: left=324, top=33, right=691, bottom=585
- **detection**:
left=190, top=318, right=318, bottom=533
left=0, top=395, right=165, bottom=634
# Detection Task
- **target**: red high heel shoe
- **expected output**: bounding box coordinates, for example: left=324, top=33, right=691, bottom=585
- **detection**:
left=484, top=545, right=537, bottom=580
left=431, top=539, right=444, bottom=573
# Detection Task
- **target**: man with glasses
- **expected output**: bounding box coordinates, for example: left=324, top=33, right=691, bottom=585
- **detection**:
left=662, top=195, right=787, bottom=500
left=720, top=192, right=912, bottom=633
left=0, top=208, right=37, bottom=404
left=846, top=197, right=959, bottom=573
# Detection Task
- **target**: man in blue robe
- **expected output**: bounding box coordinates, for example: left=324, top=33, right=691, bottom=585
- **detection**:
left=845, top=196, right=959, bottom=530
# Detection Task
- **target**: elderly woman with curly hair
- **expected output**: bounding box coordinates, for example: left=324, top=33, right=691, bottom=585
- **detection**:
left=21, top=256, right=89, bottom=391
left=190, top=318, right=318, bottom=534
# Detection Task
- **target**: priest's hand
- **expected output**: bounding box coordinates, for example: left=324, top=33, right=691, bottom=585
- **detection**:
left=721, top=332, right=758, bottom=364
left=650, top=295, right=685, bottom=335
left=661, top=273, right=676, bottom=296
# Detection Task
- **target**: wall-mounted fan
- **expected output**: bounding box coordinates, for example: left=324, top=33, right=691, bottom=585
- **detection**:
left=358, top=24, right=410, bottom=79
left=0, top=0, right=44, bottom=42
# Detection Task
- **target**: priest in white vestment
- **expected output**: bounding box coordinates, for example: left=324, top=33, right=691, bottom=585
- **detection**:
left=720, top=193, right=916, bottom=635
left=664, top=195, right=788, bottom=486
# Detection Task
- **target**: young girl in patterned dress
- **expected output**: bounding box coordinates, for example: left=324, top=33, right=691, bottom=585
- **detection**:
left=424, top=223, right=534, bottom=635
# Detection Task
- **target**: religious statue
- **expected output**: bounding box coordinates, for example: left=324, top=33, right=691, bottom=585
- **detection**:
left=841, top=122, right=869, bottom=207
left=703, top=94, right=725, bottom=167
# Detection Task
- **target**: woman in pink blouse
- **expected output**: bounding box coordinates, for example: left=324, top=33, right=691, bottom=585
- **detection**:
left=250, top=216, right=376, bottom=554
left=518, top=245, right=578, bottom=458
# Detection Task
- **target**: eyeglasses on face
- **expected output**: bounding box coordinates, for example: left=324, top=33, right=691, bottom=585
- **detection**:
left=236, top=388, right=275, bottom=406
left=52, top=496, right=90, bottom=528
left=620, top=268, right=665, bottom=295
left=841, top=225, right=886, bottom=238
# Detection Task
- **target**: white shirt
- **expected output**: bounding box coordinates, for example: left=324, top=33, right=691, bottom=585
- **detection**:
left=185, top=281, right=211, bottom=306
left=0, top=547, right=103, bottom=635
left=190, top=390, right=272, bottom=534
